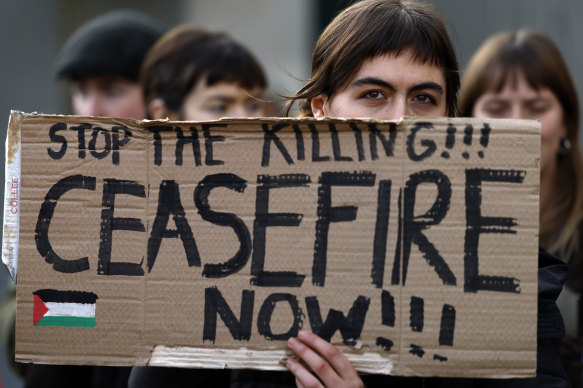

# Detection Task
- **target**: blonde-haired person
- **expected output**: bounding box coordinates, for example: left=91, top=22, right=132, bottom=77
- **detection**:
left=460, top=29, right=580, bottom=386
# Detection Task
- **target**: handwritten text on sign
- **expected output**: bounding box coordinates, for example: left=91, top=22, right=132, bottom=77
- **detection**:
left=13, top=114, right=540, bottom=377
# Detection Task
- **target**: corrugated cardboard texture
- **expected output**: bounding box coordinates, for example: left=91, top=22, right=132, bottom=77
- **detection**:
left=8, top=112, right=540, bottom=377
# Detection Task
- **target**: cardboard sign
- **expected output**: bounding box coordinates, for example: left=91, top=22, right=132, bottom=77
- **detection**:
left=3, top=111, right=540, bottom=378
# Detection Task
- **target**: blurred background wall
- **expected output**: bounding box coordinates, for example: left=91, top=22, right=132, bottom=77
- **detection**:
left=1, top=0, right=582, bottom=386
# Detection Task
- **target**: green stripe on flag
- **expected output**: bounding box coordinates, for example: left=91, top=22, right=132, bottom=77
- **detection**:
left=35, top=316, right=96, bottom=328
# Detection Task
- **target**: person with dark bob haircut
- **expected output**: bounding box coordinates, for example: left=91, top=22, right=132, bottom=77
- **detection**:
left=286, top=0, right=459, bottom=119
left=284, top=1, right=569, bottom=388
left=141, top=26, right=267, bottom=121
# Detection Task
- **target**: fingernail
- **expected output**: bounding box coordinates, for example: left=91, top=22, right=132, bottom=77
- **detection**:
left=286, top=358, right=297, bottom=367
left=298, top=330, right=308, bottom=339
left=288, top=337, right=298, bottom=346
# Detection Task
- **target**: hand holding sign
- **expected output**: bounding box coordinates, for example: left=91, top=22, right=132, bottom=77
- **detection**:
left=287, top=331, right=364, bottom=388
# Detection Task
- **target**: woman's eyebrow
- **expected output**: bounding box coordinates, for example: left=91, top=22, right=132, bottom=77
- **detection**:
left=205, top=95, right=236, bottom=103
left=408, top=82, right=444, bottom=95
left=350, top=77, right=395, bottom=91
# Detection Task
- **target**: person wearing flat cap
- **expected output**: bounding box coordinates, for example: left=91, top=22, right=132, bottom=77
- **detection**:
left=0, top=10, right=165, bottom=387
left=54, top=9, right=165, bottom=119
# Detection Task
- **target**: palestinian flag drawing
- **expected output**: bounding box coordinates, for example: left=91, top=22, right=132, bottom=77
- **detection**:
left=33, top=289, right=98, bottom=328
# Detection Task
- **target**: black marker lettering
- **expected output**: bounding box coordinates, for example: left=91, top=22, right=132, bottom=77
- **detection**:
left=313, top=171, right=375, bottom=286
left=194, top=173, right=251, bottom=278
left=372, top=180, right=391, bottom=288
left=376, top=337, right=394, bottom=351
left=98, top=179, right=145, bottom=276
left=203, top=287, right=254, bottom=342
left=111, top=125, right=132, bottom=165
left=381, top=290, right=395, bottom=327
left=146, top=126, right=172, bottom=165
left=406, top=122, right=436, bottom=161
left=175, top=126, right=202, bottom=166
left=376, top=290, right=396, bottom=350
left=47, top=123, right=67, bottom=159
left=292, top=124, right=305, bottom=161
left=309, top=123, right=330, bottom=162
left=410, top=296, right=424, bottom=332
left=439, top=304, right=455, bottom=346
left=391, top=189, right=403, bottom=285
left=402, top=170, right=455, bottom=286
left=465, top=169, right=524, bottom=293
left=257, top=293, right=303, bottom=340
left=35, top=175, right=95, bottom=273
left=349, top=122, right=365, bottom=162
left=369, top=122, right=397, bottom=160
left=251, top=174, right=308, bottom=287
left=148, top=180, right=200, bottom=272
left=71, top=123, right=92, bottom=159
left=305, top=295, right=370, bottom=346
left=203, top=124, right=226, bottom=166
left=410, top=344, right=425, bottom=358
left=261, top=123, right=293, bottom=167
left=440, top=125, right=456, bottom=159
left=88, top=127, right=111, bottom=159
left=329, top=123, right=352, bottom=162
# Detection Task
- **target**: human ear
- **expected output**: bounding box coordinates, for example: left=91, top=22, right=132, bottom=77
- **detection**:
left=148, top=98, right=175, bottom=120
left=310, top=95, right=328, bottom=118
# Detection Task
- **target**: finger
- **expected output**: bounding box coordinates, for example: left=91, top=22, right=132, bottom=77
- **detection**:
left=288, top=336, right=341, bottom=387
left=287, top=357, right=323, bottom=388
left=296, top=331, right=355, bottom=379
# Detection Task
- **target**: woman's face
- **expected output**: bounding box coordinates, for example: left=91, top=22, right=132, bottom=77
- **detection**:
left=311, top=50, right=448, bottom=120
left=180, top=79, right=265, bottom=121
left=149, top=77, right=265, bottom=121
left=472, top=71, right=566, bottom=175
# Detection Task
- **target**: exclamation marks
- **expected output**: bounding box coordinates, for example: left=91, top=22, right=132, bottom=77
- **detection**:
left=462, top=125, right=473, bottom=159
left=478, top=123, right=491, bottom=159
left=410, top=296, right=424, bottom=332
left=375, top=292, right=456, bottom=362
left=407, top=296, right=456, bottom=362
left=409, top=296, right=425, bottom=357
left=440, top=125, right=456, bottom=159
left=439, top=304, right=455, bottom=346
left=376, top=290, right=395, bottom=351
left=440, top=123, right=490, bottom=159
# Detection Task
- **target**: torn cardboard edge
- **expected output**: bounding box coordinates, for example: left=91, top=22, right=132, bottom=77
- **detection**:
left=2, top=111, right=22, bottom=282
left=148, top=346, right=394, bottom=374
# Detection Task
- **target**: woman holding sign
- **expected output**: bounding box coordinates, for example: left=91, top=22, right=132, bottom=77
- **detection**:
left=284, top=0, right=458, bottom=119
left=285, top=2, right=569, bottom=387
left=460, top=29, right=582, bottom=387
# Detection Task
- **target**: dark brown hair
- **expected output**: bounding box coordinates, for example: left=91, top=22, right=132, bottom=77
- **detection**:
left=460, top=29, right=583, bottom=262
left=141, top=26, right=267, bottom=116
left=286, top=0, right=459, bottom=117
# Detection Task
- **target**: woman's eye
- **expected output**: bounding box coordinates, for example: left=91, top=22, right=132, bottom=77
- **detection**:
left=529, top=104, right=549, bottom=115
left=481, top=104, right=506, bottom=117
left=207, top=104, right=227, bottom=114
left=246, top=101, right=261, bottom=113
left=413, top=93, right=436, bottom=105
left=361, top=90, right=384, bottom=100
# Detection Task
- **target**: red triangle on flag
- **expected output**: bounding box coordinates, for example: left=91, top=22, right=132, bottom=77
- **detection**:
left=33, top=294, right=49, bottom=326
